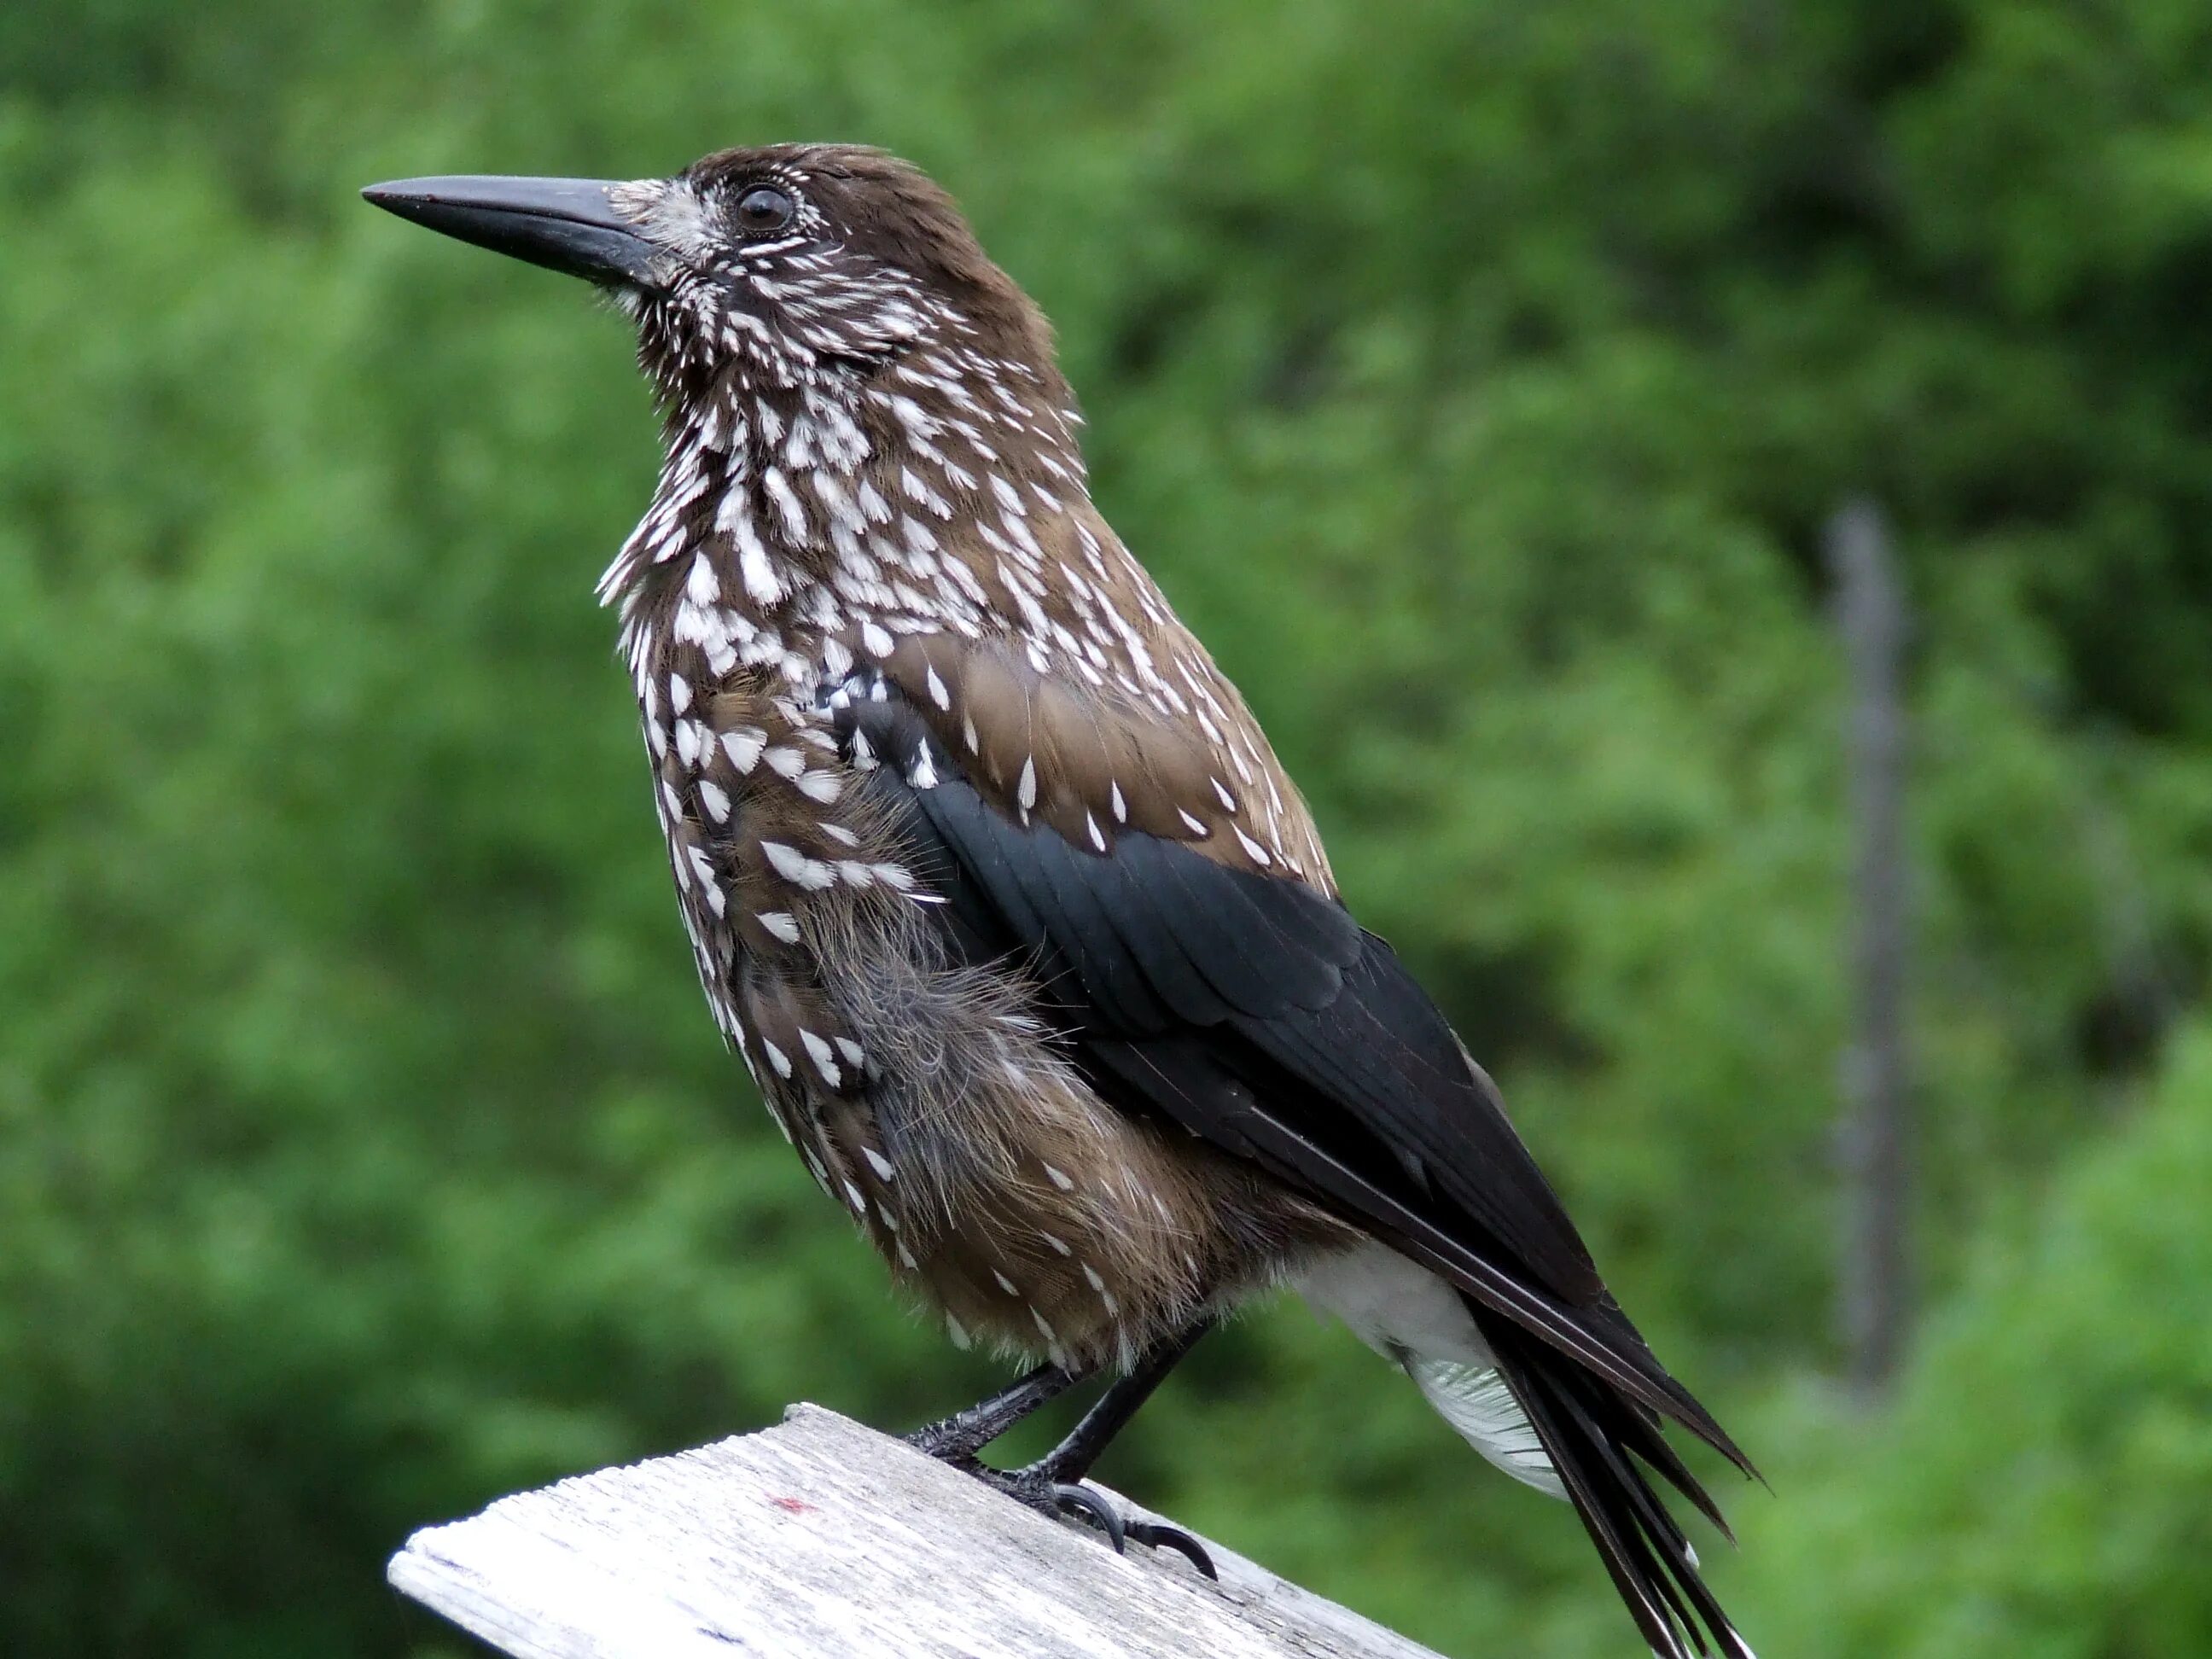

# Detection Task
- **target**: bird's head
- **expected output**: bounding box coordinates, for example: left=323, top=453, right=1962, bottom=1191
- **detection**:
left=364, top=144, right=1063, bottom=413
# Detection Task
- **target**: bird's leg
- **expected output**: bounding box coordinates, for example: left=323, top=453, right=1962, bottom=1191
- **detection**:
left=907, top=1359, right=1136, bottom=1551
left=905, top=1326, right=1219, bottom=1575
left=1010, top=1321, right=1220, bottom=1577
left=905, top=1357, right=1089, bottom=1464
left=1028, top=1320, right=1212, bottom=1483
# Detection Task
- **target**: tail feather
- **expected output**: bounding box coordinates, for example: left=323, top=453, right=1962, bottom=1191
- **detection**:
left=1482, top=1315, right=1753, bottom=1659
left=1297, top=1243, right=1755, bottom=1656
left=1604, top=1389, right=1737, bottom=1544
left=1401, top=1352, right=1566, bottom=1498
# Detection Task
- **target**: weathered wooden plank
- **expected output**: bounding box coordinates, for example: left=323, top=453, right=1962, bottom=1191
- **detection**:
left=389, top=1403, right=1448, bottom=1659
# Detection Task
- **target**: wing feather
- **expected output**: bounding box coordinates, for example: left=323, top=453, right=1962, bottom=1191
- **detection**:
left=835, top=670, right=1752, bottom=1477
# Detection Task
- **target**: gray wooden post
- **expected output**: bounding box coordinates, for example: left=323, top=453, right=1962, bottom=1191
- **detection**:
left=388, top=1404, right=1451, bottom=1659
left=1826, top=498, right=1912, bottom=1399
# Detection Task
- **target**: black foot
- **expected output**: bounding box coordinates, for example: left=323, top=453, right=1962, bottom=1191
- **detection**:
left=905, top=1360, right=1081, bottom=1464
left=905, top=1418, right=985, bottom=1463
left=957, top=1461, right=1216, bottom=1579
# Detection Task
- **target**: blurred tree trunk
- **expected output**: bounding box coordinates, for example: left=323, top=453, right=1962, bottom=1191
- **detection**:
left=1828, top=499, right=1912, bottom=1400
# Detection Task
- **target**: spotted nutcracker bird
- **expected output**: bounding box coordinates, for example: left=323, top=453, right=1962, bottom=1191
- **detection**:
left=364, top=145, right=1757, bottom=1657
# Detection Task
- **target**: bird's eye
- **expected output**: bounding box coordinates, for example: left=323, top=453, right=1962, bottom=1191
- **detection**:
left=735, top=185, right=795, bottom=235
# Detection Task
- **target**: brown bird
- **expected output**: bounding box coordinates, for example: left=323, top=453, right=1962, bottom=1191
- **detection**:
left=364, top=146, right=1756, bottom=1657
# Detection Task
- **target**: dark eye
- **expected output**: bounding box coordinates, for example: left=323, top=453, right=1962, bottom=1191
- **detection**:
left=735, top=185, right=795, bottom=235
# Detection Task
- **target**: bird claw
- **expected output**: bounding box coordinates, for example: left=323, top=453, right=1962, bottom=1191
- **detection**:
left=1126, top=1519, right=1218, bottom=1580
left=1051, top=1481, right=1125, bottom=1551
left=1062, top=1490, right=1217, bottom=1580
left=957, top=1466, right=1214, bottom=1578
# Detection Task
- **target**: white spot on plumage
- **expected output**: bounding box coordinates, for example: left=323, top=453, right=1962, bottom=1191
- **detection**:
left=1080, top=1262, right=1119, bottom=1315
left=760, top=840, right=836, bottom=890
left=756, top=910, right=800, bottom=944
left=864, top=1147, right=896, bottom=1182
left=685, top=551, right=719, bottom=607
left=762, top=467, right=807, bottom=541
left=722, top=728, right=765, bottom=773
left=761, top=1039, right=793, bottom=1079
left=1043, top=1163, right=1074, bottom=1192
left=736, top=519, right=783, bottom=606
left=798, top=1029, right=842, bottom=1086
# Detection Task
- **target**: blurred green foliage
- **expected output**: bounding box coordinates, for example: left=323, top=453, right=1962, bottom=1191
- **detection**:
left=3, top=2, right=2209, bottom=1655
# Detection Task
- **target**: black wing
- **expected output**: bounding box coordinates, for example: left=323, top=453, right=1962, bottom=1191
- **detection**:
left=840, top=688, right=1738, bottom=1440
left=838, top=684, right=1755, bottom=1656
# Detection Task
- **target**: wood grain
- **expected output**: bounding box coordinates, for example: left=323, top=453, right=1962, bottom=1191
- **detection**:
left=388, top=1403, right=1448, bottom=1659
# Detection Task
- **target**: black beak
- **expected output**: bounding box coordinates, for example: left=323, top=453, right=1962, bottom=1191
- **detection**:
left=360, top=175, right=661, bottom=286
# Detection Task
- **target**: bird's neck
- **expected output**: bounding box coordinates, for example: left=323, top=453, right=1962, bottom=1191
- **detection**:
left=599, top=342, right=1091, bottom=696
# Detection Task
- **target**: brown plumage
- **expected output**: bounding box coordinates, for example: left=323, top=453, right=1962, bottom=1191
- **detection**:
left=364, top=145, right=1757, bottom=1658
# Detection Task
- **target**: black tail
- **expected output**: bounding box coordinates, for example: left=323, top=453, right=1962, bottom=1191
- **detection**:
left=1481, top=1313, right=1754, bottom=1659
